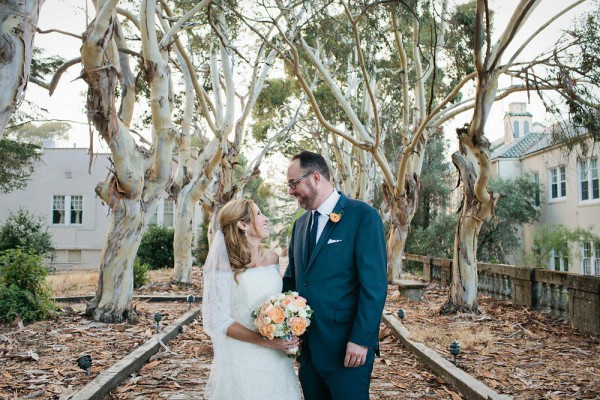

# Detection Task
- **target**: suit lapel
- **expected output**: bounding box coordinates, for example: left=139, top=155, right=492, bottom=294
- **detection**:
left=307, top=194, right=348, bottom=271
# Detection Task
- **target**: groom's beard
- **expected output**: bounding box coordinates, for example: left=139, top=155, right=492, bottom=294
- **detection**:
left=295, top=185, right=319, bottom=210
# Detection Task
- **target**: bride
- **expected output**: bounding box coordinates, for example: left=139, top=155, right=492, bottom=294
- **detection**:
left=202, top=198, right=302, bottom=399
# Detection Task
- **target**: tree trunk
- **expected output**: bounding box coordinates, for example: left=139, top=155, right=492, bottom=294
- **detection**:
left=446, top=211, right=481, bottom=313
left=86, top=197, right=143, bottom=322
left=387, top=224, right=408, bottom=282
left=171, top=139, right=222, bottom=284
left=82, top=0, right=176, bottom=321
left=442, top=149, right=495, bottom=314
left=0, top=0, right=45, bottom=135
left=385, top=174, right=419, bottom=282
left=172, top=186, right=196, bottom=285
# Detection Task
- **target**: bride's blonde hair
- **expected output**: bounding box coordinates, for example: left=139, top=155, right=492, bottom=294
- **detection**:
left=218, top=199, right=257, bottom=281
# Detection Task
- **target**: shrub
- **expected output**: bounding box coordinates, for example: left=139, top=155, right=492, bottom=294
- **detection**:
left=133, top=259, right=150, bottom=289
left=0, top=248, right=58, bottom=323
left=0, top=209, right=54, bottom=258
left=137, top=224, right=174, bottom=269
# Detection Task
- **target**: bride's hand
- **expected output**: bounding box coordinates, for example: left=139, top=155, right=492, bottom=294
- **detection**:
left=264, top=335, right=301, bottom=352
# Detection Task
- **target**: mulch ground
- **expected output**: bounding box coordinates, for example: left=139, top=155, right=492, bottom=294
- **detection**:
left=1, top=268, right=598, bottom=399
left=386, top=281, right=600, bottom=400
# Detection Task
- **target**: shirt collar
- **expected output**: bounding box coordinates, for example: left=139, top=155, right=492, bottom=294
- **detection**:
left=316, top=190, right=340, bottom=217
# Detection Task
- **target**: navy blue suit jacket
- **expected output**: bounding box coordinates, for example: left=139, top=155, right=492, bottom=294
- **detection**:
left=283, top=193, right=387, bottom=371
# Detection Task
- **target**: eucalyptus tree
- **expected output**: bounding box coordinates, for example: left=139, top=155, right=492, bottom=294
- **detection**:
left=164, top=3, right=297, bottom=284
left=78, top=0, right=216, bottom=322
left=0, top=0, right=46, bottom=135
left=443, top=0, right=593, bottom=313
left=245, top=0, right=480, bottom=280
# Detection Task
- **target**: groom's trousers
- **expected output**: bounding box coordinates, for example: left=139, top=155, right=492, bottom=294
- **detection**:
left=299, top=343, right=374, bottom=400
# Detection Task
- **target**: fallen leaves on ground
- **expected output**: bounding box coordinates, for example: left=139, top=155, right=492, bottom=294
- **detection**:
left=5, top=268, right=598, bottom=399
left=386, top=282, right=600, bottom=399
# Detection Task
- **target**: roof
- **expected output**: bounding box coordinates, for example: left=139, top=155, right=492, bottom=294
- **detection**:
left=491, top=131, right=548, bottom=159
left=505, top=111, right=533, bottom=117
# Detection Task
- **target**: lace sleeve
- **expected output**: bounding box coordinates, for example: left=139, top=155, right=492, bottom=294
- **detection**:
left=202, top=229, right=235, bottom=338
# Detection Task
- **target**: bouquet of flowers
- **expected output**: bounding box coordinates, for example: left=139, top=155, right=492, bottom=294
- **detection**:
left=252, top=291, right=313, bottom=358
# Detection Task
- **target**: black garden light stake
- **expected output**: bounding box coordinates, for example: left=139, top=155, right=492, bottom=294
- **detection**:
left=187, top=294, right=195, bottom=310
left=449, top=340, right=461, bottom=366
left=77, top=354, right=92, bottom=376
left=396, top=308, right=405, bottom=321
left=154, top=311, right=163, bottom=332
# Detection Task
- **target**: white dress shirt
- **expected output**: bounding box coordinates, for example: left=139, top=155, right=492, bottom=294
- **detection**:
left=313, top=189, right=340, bottom=243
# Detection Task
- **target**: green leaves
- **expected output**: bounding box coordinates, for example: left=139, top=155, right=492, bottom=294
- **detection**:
left=477, top=175, right=540, bottom=263
left=527, top=224, right=599, bottom=269
left=137, top=225, right=175, bottom=270
left=0, top=209, right=54, bottom=258
left=0, top=248, right=58, bottom=323
left=0, top=139, right=41, bottom=193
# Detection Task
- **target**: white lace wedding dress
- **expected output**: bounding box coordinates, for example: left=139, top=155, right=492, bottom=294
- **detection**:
left=204, top=264, right=302, bottom=399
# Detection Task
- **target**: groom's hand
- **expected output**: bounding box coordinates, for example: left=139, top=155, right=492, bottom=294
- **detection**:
left=344, top=341, right=368, bottom=368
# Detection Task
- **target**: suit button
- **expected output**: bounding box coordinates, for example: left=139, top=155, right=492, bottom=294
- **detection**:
left=303, top=282, right=310, bottom=287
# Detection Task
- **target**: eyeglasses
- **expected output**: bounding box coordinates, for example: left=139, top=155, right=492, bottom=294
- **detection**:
left=287, top=171, right=313, bottom=190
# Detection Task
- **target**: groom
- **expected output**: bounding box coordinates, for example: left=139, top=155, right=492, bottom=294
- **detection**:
left=283, top=150, right=387, bottom=400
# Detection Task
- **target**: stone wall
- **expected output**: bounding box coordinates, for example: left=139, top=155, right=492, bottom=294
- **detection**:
left=404, top=254, right=600, bottom=336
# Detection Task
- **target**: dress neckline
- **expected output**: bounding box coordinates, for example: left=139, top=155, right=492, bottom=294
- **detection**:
left=247, top=263, right=278, bottom=270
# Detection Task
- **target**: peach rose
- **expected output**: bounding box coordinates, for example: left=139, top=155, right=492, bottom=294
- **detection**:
left=268, top=306, right=286, bottom=324
left=260, top=303, right=272, bottom=314
left=289, top=317, right=308, bottom=336
left=294, top=297, right=307, bottom=308
left=259, top=323, right=276, bottom=340
left=281, top=294, right=295, bottom=306
left=281, top=298, right=292, bottom=307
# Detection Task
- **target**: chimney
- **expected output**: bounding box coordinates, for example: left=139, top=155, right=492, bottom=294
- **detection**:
left=503, top=103, right=532, bottom=144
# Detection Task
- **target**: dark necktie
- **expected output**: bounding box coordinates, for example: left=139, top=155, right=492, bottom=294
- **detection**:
left=308, top=210, right=320, bottom=259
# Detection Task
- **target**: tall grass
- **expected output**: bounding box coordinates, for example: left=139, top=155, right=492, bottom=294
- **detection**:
left=46, top=269, right=177, bottom=296
left=46, top=271, right=98, bottom=296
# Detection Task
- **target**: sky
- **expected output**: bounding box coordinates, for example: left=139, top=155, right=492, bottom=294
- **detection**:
left=25, top=0, right=596, bottom=152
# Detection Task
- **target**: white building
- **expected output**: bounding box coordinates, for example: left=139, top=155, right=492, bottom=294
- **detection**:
left=0, top=146, right=177, bottom=271
left=491, top=103, right=600, bottom=275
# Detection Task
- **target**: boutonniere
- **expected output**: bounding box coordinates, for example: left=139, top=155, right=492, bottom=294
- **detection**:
left=328, top=212, right=342, bottom=223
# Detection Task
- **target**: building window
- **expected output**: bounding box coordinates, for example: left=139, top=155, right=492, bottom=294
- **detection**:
left=549, top=166, right=566, bottom=200
left=52, top=195, right=83, bottom=225
left=52, top=195, right=65, bottom=224
left=149, top=209, right=158, bottom=225
left=551, top=249, right=569, bottom=272
left=579, top=158, right=599, bottom=201
left=532, top=172, right=540, bottom=207
left=70, top=195, right=83, bottom=224
left=581, top=241, right=600, bottom=275
left=67, top=250, right=81, bottom=263
left=524, top=121, right=529, bottom=135
left=163, top=199, right=174, bottom=227
left=513, top=121, right=520, bottom=139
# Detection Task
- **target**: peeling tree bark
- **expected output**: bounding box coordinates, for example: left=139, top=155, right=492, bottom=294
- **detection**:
left=82, top=0, right=176, bottom=322
left=172, top=139, right=222, bottom=284
left=265, top=2, right=452, bottom=282
left=0, top=0, right=45, bottom=135
left=443, top=147, right=496, bottom=313
left=442, top=0, right=542, bottom=313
